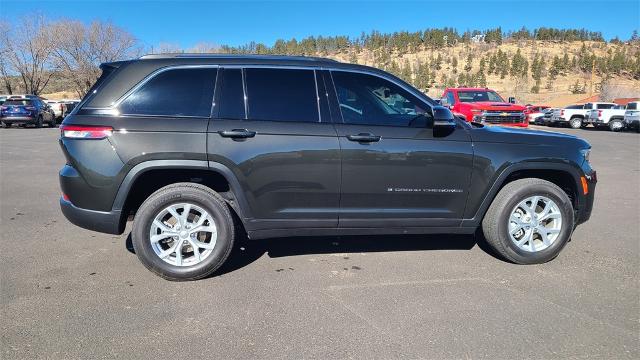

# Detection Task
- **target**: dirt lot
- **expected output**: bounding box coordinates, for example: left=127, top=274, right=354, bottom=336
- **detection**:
left=1, top=125, right=638, bottom=359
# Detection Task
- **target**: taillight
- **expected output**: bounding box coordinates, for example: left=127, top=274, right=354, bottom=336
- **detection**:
left=58, top=104, right=63, bottom=110
left=60, top=125, right=113, bottom=139
left=0, top=106, right=7, bottom=110
left=598, top=110, right=602, bottom=117
left=560, top=110, right=564, bottom=116
left=25, top=106, right=36, bottom=110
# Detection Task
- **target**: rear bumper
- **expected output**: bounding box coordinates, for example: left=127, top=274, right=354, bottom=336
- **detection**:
left=1, top=116, right=36, bottom=124
left=60, top=197, right=124, bottom=235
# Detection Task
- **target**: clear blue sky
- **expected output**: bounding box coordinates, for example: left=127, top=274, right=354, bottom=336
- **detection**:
left=1, top=0, right=638, bottom=49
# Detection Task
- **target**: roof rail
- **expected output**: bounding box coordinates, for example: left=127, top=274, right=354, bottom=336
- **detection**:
left=139, top=53, right=338, bottom=62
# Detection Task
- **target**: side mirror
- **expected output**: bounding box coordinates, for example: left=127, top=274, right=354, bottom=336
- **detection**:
left=508, top=97, right=517, bottom=104
left=432, top=106, right=457, bottom=129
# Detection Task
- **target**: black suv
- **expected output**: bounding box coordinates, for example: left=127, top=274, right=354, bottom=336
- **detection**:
left=59, top=54, right=596, bottom=281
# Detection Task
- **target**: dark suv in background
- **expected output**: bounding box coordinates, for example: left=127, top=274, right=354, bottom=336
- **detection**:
left=59, top=54, right=596, bottom=281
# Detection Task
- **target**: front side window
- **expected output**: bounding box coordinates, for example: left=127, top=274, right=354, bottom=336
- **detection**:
left=457, top=90, right=504, bottom=103
left=331, top=71, right=429, bottom=127
left=245, top=68, right=319, bottom=122
left=627, top=103, right=638, bottom=110
left=118, top=68, right=217, bottom=117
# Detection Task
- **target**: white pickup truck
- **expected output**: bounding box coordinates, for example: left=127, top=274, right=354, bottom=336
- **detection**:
left=586, top=103, right=627, bottom=132
left=624, top=101, right=639, bottom=132
left=549, top=104, right=589, bottom=128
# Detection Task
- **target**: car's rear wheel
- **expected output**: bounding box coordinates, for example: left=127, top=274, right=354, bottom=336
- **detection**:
left=482, top=178, right=575, bottom=264
left=569, top=117, right=582, bottom=129
left=131, top=183, right=235, bottom=281
left=35, top=116, right=43, bottom=128
left=48, top=116, right=56, bottom=128
left=609, top=119, right=624, bottom=132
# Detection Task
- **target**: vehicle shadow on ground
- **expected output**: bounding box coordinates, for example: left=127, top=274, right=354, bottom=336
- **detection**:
left=125, top=230, right=503, bottom=277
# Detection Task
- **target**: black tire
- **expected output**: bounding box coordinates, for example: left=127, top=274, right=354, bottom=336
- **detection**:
left=131, top=183, right=235, bottom=281
left=35, top=116, right=43, bottom=128
left=481, top=178, right=575, bottom=265
left=48, top=116, right=57, bottom=128
left=569, top=117, right=582, bottom=129
left=609, top=119, right=624, bottom=132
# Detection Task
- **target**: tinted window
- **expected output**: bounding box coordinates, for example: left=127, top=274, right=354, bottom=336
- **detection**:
left=596, top=103, right=614, bottom=109
left=245, top=68, right=319, bottom=122
left=217, top=68, right=245, bottom=119
left=4, top=100, right=32, bottom=106
left=332, top=71, right=429, bottom=127
left=628, top=103, right=638, bottom=110
left=119, top=68, right=217, bottom=117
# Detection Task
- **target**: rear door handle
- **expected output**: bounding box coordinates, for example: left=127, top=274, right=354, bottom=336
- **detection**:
left=346, top=133, right=381, bottom=143
left=218, top=129, right=256, bottom=138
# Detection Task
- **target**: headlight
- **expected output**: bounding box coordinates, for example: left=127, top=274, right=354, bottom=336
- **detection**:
left=580, top=148, right=591, bottom=163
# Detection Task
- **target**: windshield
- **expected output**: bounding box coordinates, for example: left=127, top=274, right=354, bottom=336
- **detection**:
left=458, top=90, right=505, bottom=103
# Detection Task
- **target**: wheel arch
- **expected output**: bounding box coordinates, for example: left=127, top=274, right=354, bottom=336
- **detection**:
left=462, top=161, right=583, bottom=227
left=111, top=160, right=251, bottom=232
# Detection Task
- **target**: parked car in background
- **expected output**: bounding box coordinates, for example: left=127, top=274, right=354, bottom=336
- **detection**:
left=623, top=101, right=639, bottom=132
left=45, top=100, right=67, bottom=121
left=0, top=95, right=9, bottom=105
left=524, top=105, right=550, bottom=124
left=62, top=100, right=80, bottom=117
left=550, top=104, right=589, bottom=128
left=586, top=104, right=626, bottom=131
left=440, top=87, right=528, bottom=127
left=1, top=97, right=56, bottom=128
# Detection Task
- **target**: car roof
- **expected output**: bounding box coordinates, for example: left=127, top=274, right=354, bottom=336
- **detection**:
left=87, top=54, right=415, bottom=108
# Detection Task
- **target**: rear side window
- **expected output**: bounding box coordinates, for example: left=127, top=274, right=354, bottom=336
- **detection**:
left=217, top=68, right=246, bottom=119
left=119, top=68, right=217, bottom=117
left=596, top=104, right=614, bottom=109
left=245, top=68, right=319, bottom=122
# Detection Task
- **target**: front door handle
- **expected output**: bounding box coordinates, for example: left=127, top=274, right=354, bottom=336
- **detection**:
left=346, top=133, right=381, bottom=143
left=218, top=129, right=256, bottom=138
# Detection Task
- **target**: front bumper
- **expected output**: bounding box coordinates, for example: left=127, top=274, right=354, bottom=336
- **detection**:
left=624, top=117, right=639, bottom=128
left=576, top=170, right=597, bottom=226
left=60, top=197, right=124, bottom=235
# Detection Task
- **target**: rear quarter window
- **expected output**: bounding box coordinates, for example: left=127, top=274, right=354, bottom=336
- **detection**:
left=118, top=67, right=217, bottom=117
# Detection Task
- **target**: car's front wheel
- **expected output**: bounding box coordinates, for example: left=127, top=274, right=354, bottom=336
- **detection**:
left=132, top=183, right=235, bottom=281
left=482, top=178, right=575, bottom=264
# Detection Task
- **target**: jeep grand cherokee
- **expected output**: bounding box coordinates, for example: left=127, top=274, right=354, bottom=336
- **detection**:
left=59, top=54, right=596, bottom=281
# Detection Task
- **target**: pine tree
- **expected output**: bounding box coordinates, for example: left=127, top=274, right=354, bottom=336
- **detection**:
left=464, top=53, right=473, bottom=73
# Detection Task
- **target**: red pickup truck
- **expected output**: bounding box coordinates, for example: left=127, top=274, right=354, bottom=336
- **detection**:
left=439, top=87, right=528, bottom=127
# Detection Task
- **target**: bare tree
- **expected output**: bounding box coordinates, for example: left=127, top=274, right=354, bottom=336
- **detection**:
left=0, top=21, right=14, bottom=94
left=50, top=19, right=139, bottom=97
left=0, top=16, right=54, bottom=95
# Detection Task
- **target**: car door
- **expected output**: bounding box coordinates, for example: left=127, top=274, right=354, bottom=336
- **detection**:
left=207, top=67, right=340, bottom=231
left=326, top=70, right=473, bottom=228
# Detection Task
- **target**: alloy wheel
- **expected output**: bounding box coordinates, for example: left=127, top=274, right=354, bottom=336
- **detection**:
left=149, top=203, right=217, bottom=267
left=508, top=196, right=563, bottom=252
